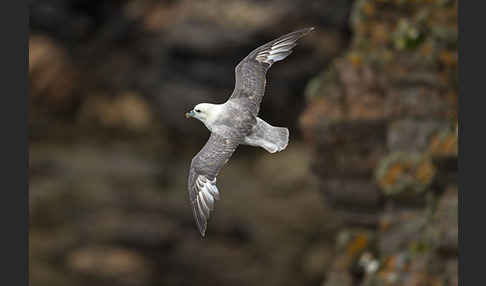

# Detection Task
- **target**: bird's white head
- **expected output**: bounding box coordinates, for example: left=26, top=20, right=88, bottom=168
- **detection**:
left=185, top=103, right=220, bottom=126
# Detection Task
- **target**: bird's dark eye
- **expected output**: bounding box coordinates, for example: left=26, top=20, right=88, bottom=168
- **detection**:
left=195, top=109, right=201, bottom=113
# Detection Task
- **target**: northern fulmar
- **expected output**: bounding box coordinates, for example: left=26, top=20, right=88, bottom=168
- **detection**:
left=185, top=27, right=314, bottom=236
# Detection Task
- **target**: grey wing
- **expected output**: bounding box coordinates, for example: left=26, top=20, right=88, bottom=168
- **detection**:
left=188, top=133, right=240, bottom=237
left=229, top=27, right=314, bottom=115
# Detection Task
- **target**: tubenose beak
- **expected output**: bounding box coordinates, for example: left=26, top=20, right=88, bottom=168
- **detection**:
left=185, top=110, right=195, bottom=119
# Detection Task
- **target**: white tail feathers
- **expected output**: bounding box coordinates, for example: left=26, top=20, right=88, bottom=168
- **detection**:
left=243, top=118, right=289, bottom=153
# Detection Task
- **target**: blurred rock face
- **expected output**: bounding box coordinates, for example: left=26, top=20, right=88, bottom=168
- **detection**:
left=301, top=0, right=457, bottom=285
left=29, top=142, right=334, bottom=286
left=29, top=0, right=354, bottom=140
left=29, top=35, right=79, bottom=113
left=29, top=0, right=458, bottom=286
left=29, top=1, right=355, bottom=286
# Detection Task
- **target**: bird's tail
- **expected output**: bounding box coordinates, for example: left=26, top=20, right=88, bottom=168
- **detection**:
left=269, top=126, right=289, bottom=153
left=244, top=118, right=289, bottom=153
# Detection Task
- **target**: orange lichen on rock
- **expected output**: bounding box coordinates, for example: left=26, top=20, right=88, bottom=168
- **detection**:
left=439, top=50, right=458, bottom=69
left=379, top=163, right=405, bottom=189
left=415, top=159, right=436, bottom=185
left=376, top=253, right=410, bottom=284
left=376, top=152, right=436, bottom=196
left=335, top=232, right=373, bottom=270
left=428, top=128, right=458, bottom=157
left=348, top=52, right=363, bottom=68
left=346, top=233, right=370, bottom=258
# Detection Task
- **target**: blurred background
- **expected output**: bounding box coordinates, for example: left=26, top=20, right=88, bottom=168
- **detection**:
left=29, top=0, right=458, bottom=285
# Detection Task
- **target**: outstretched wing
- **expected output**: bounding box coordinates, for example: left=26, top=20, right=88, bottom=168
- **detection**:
left=229, top=27, right=314, bottom=115
left=188, top=133, right=239, bottom=236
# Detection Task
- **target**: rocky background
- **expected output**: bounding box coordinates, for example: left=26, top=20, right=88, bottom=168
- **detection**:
left=29, top=0, right=457, bottom=286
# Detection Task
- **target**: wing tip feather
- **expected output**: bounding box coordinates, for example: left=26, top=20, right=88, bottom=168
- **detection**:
left=303, top=26, right=315, bottom=32
left=192, top=202, right=207, bottom=237
left=190, top=174, right=222, bottom=237
left=254, top=27, right=314, bottom=65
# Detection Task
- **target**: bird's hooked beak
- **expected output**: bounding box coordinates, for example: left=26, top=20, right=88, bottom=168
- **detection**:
left=185, top=110, right=195, bottom=119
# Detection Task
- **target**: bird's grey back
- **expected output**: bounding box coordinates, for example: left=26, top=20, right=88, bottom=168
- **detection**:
left=213, top=100, right=256, bottom=139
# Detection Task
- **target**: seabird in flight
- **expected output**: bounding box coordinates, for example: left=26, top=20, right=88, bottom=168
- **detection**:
left=185, top=27, right=315, bottom=236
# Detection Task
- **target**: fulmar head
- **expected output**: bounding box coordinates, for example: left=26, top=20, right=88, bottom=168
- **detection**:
left=185, top=103, right=221, bottom=127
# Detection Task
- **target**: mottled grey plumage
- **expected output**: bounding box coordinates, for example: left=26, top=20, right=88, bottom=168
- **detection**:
left=231, top=27, right=315, bottom=115
left=187, top=27, right=314, bottom=236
